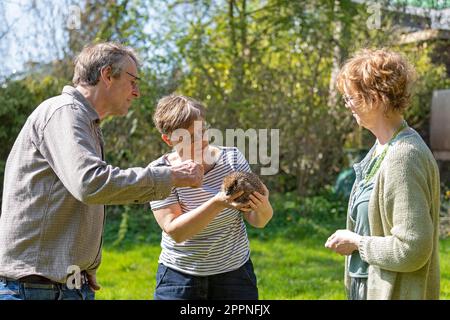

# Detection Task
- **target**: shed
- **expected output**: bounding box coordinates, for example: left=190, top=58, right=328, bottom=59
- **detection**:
left=430, top=89, right=450, bottom=161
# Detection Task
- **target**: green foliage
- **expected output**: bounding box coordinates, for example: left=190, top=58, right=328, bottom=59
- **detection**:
left=0, top=81, right=33, bottom=157
left=155, top=0, right=450, bottom=196
left=103, top=205, right=162, bottom=247
left=401, top=43, right=450, bottom=135
left=246, top=189, right=347, bottom=241
left=113, top=206, right=130, bottom=247
left=0, top=76, right=63, bottom=201
left=171, top=0, right=350, bottom=195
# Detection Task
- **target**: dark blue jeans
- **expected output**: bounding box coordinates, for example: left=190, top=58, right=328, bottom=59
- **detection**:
left=154, top=259, right=258, bottom=300
left=0, top=277, right=95, bottom=300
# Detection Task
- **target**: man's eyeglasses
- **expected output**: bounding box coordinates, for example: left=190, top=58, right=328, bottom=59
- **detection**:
left=125, top=71, right=141, bottom=81
left=125, top=71, right=141, bottom=91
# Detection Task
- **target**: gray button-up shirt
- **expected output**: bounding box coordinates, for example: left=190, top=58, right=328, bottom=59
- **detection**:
left=0, top=86, right=172, bottom=283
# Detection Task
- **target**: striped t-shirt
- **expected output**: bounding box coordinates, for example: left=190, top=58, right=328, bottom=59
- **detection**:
left=149, top=146, right=251, bottom=276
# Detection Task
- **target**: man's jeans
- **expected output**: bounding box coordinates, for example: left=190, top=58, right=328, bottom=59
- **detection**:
left=154, top=259, right=258, bottom=300
left=0, top=277, right=95, bottom=300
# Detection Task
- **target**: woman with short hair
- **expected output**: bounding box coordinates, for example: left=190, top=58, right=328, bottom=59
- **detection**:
left=325, top=48, right=441, bottom=300
left=149, top=94, right=273, bottom=300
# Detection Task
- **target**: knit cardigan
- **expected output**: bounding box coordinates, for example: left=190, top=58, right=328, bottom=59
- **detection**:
left=345, top=128, right=441, bottom=300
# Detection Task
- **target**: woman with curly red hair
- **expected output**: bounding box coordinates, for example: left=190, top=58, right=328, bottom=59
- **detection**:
left=325, top=49, right=441, bottom=300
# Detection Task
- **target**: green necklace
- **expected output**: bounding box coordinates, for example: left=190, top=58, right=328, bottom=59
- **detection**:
left=364, top=121, right=408, bottom=184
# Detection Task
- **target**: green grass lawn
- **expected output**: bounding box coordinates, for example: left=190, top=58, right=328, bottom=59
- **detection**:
left=95, top=236, right=450, bottom=300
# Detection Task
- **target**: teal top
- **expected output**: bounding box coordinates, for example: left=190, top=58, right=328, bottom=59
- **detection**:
left=348, top=152, right=378, bottom=278
left=348, top=121, right=408, bottom=278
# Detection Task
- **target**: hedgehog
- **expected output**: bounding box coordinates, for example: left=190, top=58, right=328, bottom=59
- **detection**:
left=221, top=171, right=265, bottom=204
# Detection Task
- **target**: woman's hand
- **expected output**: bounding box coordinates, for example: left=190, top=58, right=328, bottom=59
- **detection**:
left=213, top=190, right=249, bottom=211
left=242, top=184, right=273, bottom=228
left=248, top=184, right=273, bottom=217
left=325, top=229, right=362, bottom=256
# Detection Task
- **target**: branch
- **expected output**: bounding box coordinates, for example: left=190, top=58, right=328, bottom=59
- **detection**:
left=244, top=1, right=282, bottom=17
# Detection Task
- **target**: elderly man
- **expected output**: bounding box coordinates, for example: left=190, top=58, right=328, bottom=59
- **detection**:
left=0, top=42, right=203, bottom=300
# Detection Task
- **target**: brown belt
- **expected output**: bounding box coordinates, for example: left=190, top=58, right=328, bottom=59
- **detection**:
left=18, top=272, right=89, bottom=287
left=19, top=275, right=59, bottom=285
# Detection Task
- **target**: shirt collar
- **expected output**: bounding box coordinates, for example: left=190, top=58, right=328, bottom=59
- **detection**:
left=62, top=85, right=100, bottom=123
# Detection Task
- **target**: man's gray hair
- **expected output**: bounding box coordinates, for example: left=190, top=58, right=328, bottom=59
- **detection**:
left=72, top=42, right=140, bottom=86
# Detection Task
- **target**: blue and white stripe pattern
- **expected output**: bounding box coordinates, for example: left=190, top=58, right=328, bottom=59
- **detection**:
left=149, top=147, right=251, bottom=276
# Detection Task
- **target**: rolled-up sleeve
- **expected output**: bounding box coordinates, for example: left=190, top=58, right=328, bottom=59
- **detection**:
left=37, top=106, right=173, bottom=205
